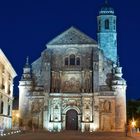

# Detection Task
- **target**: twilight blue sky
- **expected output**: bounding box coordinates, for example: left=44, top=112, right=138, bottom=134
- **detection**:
left=0, top=0, right=139, bottom=99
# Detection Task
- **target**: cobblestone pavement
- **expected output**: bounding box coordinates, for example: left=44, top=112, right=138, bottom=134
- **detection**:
left=131, top=132, right=140, bottom=140
left=0, top=131, right=137, bottom=140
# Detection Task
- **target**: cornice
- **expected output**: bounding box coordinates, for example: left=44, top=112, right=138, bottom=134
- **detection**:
left=0, top=49, right=17, bottom=78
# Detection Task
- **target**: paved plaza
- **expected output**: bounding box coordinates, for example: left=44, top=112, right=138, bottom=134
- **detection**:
left=0, top=131, right=138, bottom=140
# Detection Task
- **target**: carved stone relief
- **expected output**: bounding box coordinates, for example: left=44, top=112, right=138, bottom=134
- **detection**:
left=50, top=99, right=61, bottom=121
left=99, top=99, right=115, bottom=131
left=99, top=100, right=111, bottom=113
left=63, top=77, right=80, bottom=92
left=82, top=98, right=92, bottom=121
left=62, top=73, right=81, bottom=93
left=62, top=99, right=81, bottom=110
left=31, top=101, right=43, bottom=113
left=104, top=100, right=111, bottom=112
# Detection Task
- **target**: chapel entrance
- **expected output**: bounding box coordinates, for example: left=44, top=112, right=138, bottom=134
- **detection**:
left=66, top=109, right=78, bottom=130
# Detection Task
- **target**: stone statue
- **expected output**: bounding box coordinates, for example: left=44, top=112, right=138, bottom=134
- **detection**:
left=103, top=101, right=111, bottom=112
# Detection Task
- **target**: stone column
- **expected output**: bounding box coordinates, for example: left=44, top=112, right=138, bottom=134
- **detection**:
left=59, top=71, right=62, bottom=92
left=78, top=114, right=81, bottom=131
left=63, top=114, right=66, bottom=130
left=51, top=71, right=55, bottom=92
left=90, top=71, right=92, bottom=92
left=4, top=70, right=9, bottom=94
left=93, top=96, right=100, bottom=130
left=0, top=63, right=3, bottom=89
left=114, top=86, right=126, bottom=131
left=81, top=97, right=85, bottom=121
left=81, top=71, right=84, bottom=92
left=39, top=109, right=43, bottom=129
left=10, top=79, right=13, bottom=97
left=81, top=123, right=85, bottom=132
left=43, top=107, right=48, bottom=130
left=7, top=75, right=11, bottom=95
left=112, top=66, right=127, bottom=132
left=93, top=62, right=99, bottom=92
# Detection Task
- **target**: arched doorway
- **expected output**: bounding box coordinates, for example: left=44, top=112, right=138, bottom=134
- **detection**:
left=66, top=109, right=78, bottom=130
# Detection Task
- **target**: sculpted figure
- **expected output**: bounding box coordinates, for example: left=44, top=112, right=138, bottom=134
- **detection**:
left=104, top=100, right=111, bottom=112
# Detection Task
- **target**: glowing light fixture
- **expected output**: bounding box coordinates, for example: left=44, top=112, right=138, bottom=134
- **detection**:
left=16, top=113, right=19, bottom=118
left=131, top=118, right=136, bottom=127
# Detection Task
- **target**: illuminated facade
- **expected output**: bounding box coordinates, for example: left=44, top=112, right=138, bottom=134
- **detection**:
left=19, top=1, right=127, bottom=132
left=0, top=49, right=17, bottom=130
left=12, top=97, right=19, bottom=129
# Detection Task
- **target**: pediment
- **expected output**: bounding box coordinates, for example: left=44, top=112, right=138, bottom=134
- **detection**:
left=47, top=27, right=97, bottom=45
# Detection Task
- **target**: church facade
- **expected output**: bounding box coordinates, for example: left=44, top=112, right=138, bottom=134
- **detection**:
left=19, top=1, right=127, bottom=132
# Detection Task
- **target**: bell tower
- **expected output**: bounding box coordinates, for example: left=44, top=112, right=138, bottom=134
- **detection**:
left=18, top=57, right=33, bottom=126
left=97, top=0, right=117, bottom=63
left=112, top=59, right=127, bottom=131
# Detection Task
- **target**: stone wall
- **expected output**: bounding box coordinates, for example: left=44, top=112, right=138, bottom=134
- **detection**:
left=0, top=49, right=17, bottom=130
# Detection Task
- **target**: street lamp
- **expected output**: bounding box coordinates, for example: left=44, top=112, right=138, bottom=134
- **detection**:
left=15, top=113, right=19, bottom=129
left=131, top=118, right=136, bottom=128
left=130, top=118, right=136, bottom=136
left=16, top=113, right=19, bottom=118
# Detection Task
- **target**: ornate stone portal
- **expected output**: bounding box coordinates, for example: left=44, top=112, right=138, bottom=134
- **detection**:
left=18, top=1, right=127, bottom=132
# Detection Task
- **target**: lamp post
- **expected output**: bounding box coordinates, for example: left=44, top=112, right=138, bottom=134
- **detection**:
left=131, top=118, right=136, bottom=136
left=15, top=113, right=19, bottom=130
left=132, top=119, right=136, bottom=128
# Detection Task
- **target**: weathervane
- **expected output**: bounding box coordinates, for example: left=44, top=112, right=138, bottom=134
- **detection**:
left=26, top=56, right=29, bottom=65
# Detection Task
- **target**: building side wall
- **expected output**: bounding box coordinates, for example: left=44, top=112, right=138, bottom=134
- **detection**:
left=0, top=51, right=16, bottom=130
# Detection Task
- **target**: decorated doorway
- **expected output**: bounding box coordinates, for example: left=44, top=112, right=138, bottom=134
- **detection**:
left=66, top=109, right=78, bottom=130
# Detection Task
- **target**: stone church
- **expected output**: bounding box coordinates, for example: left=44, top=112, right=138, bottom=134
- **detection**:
left=19, top=1, right=127, bottom=132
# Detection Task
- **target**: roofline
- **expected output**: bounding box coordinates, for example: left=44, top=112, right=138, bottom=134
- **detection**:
left=47, top=26, right=97, bottom=45
left=0, top=49, right=17, bottom=78
left=47, top=44, right=98, bottom=48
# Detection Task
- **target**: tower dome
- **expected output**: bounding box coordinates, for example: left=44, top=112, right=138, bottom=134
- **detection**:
left=99, top=0, right=114, bottom=15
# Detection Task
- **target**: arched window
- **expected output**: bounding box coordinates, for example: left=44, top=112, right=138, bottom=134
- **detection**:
left=113, top=19, right=116, bottom=30
left=98, top=20, right=101, bottom=25
left=55, top=105, right=58, bottom=109
left=76, top=57, right=80, bottom=65
left=65, top=57, right=68, bottom=65
left=2, top=77, right=5, bottom=89
left=98, top=20, right=101, bottom=31
left=8, top=85, right=11, bottom=95
left=109, top=102, right=111, bottom=111
left=105, top=19, right=109, bottom=29
left=113, top=19, right=116, bottom=24
left=1, top=101, right=4, bottom=114
left=70, top=54, right=75, bottom=65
